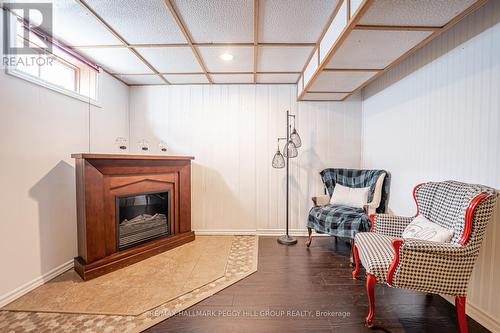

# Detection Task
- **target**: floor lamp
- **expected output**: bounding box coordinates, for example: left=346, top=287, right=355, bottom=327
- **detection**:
left=272, top=110, right=302, bottom=245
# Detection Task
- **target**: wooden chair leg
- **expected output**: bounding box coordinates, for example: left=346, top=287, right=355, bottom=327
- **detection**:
left=306, top=227, right=313, bottom=247
left=455, top=296, right=468, bottom=333
left=352, top=244, right=360, bottom=279
left=366, top=274, right=377, bottom=328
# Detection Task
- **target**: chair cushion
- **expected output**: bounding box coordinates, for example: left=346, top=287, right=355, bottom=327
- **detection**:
left=354, top=232, right=396, bottom=283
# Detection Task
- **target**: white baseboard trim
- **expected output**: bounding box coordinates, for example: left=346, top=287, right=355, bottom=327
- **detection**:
left=194, top=229, right=257, bottom=235
left=0, top=259, right=74, bottom=308
left=256, top=229, right=329, bottom=236
left=442, top=295, right=500, bottom=332
left=193, top=228, right=330, bottom=237
left=467, top=302, right=500, bottom=332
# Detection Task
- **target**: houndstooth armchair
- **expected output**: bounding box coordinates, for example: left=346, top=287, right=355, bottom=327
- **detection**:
left=352, top=181, right=497, bottom=332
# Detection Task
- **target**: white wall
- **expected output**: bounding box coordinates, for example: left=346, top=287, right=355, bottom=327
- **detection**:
left=129, top=85, right=362, bottom=234
left=90, top=75, right=130, bottom=153
left=361, top=1, right=500, bottom=331
left=0, top=68, right=129, bottom=304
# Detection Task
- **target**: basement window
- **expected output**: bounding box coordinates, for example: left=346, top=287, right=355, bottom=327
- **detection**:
left=5, top=16, right=99, bottom=104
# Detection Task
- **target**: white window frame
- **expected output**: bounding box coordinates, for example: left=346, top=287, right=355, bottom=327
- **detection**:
left=4, top=11, right=101, bottom=107
left=6, top=67, right=101, bottom=107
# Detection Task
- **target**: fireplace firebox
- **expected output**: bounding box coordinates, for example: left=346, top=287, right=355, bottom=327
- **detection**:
left=116, top=191, right=170, bottom=250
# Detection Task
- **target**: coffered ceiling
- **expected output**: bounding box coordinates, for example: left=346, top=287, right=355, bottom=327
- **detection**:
left=1, top=0, right=488, bottom=99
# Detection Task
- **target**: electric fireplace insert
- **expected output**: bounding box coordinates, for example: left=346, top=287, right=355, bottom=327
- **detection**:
left=116, top=190, right=170, bottom=250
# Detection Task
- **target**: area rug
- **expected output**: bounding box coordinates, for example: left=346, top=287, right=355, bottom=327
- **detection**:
left=4, top=236, right=234, bottom=316
left=0, top=235, right=258, bottom=332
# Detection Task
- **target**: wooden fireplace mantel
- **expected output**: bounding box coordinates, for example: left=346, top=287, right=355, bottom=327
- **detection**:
left=72, top=153, right=195, bottom=280
left=71, top=153, right=195, bottom=161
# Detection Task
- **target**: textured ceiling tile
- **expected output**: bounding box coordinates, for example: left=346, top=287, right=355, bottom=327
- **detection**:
left=309, top=71, right=378, bottom=92
left=359, top=0, right=476, bottom=27
left=211, top=74, right=254, bottom=84
left=259, top=0, right=340, bottom=43
left=76, top=48, right=153, bottom=74
left=302, top=92, right=348, bottom=101
left=258, top=46, right=313, bottom=72
left=198, top=46, right=253, bottom=72
left=117, top=74, right=164, bottom=85
left=173, top=0, right=253, bottom=43
left=257, top=73, right=299, bottom=84
left=51, top=0, right=121, bottom=46
left=164, top=74, right=209, bottom=84
left=326, top=30, right=433, bottom=69
left=85, top=0, right=186, bottom=44
left=137, top=47, right=202, bottom=73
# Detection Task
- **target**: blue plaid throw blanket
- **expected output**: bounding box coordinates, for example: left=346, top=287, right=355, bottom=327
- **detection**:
left=307, top=169, right=390, bottom=239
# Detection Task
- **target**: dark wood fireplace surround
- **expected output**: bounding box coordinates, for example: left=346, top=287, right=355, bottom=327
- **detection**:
left=72, top=154, right=195, bottom=280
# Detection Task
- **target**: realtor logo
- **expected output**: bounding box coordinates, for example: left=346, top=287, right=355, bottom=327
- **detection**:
left=2, top=2, right=53, bottom=55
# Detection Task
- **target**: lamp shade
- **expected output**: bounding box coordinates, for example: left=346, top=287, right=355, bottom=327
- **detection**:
left=290, top=128, right=301, bottom=148
left=283, top=140, right=298, bottom=158
left=272, top=150, right=285, bottom=168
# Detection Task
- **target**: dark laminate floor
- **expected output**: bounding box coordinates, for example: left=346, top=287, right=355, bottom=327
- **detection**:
left=145, top=236, right=490, bottom=333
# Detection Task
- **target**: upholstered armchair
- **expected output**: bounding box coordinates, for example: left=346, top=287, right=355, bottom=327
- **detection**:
left=352, top=181, right=498, bottom=332
left=306, top=168, right=390, bottom=247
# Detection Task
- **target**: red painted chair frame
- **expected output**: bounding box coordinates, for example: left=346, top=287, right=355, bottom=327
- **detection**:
left=353, top=182, right=491, bottom=332
left=351, top=244, right=360, bottom=279
left=368, top=183, right=424, bottom=234
left=365, top=274, right=377, bottom=327
left=352, top=244, right=377, bottom=328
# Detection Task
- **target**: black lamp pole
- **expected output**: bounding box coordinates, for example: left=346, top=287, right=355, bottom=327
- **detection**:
left=277, top=110, right=298, bottom=245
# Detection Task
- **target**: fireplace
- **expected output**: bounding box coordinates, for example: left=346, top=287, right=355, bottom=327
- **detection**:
left=116, top=191, right=170, bottom=250
left=72, top=153, right=195, bottom=280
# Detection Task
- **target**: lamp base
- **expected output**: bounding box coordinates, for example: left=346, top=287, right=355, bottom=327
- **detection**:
left=277, top=235, right=298, bottom=245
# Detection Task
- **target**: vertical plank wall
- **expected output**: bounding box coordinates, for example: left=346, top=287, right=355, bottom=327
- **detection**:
left=129, top=85, right=361, bottom=234
left=361, top=1, right=500, bottom=330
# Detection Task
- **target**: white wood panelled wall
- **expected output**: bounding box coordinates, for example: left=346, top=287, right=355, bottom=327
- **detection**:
left=0, top=71, right=129, bottom=306
left=361, top=1, right=500, bottom=331
left=129, top=85, right=361, bottom=234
